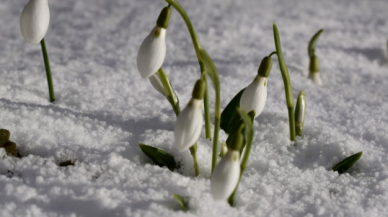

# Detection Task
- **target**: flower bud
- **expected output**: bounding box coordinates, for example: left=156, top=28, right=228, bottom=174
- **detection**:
left=137, top=26, right=167, bottom=78
left=294, top=91, right=306, bottom=136
left=20, top=0, right=50, bottom=44
left=240, top=75, right=268, bottom=118
left=137, top=7, right=171, bottom=79
left=210, top=150, right=240, bottom=201
left=174, top=99, right=203, bottom=152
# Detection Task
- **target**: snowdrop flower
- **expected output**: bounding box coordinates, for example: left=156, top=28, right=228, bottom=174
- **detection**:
left=137, top=6, right=171, bottom=78
left=174, top=79, right=205, bottom=152
left=240, top=56, right=273, bottom=118
left=308, top=55, right=322, bottom=86
left=20, top=0, right=50, bottom=44
left=210, top=150, right=240, bottom=200
left=211, top=125, right=244, bottom=201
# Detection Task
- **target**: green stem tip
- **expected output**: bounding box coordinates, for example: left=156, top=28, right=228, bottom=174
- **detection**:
left=308, top=29, right=324, bottom=58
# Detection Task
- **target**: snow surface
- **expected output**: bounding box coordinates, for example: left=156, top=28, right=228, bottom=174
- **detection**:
left=1, top=0, right=388, bottom=216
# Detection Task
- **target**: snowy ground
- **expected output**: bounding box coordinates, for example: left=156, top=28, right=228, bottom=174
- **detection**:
left=1, top=0, right=388, bottom=216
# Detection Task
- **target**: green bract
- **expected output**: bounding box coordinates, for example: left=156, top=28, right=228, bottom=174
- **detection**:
left=192, top=79, right=206, bottom=100
left=157, top=6, right=171, bottom=29
left=257, top=56, right=273, bottom=78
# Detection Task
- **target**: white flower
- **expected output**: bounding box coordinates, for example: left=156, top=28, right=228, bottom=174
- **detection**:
left=149, top=73, right=167, bottom=96
left=174, top=99, right=203, bottom=151
left=137, top=26, right=167, bottom=78
left=308, top=73, right=322, bottom=86
left=210, top=150, right=241, bottom=201
left=240, top=75, right=268, bottom=118
left=20, top=0, right=50, bottom=44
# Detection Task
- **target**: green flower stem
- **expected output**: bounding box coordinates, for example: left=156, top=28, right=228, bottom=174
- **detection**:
left=157, top=67, right=199, bottom=176
left=198, top=49, right=221, bottom=172
left=165, top=0, right=222, bottom=172
left=165, top=0, right=212, bottom=141
left=157, top=68, right=180, bottom=116
left=211, top=74, right=221, bottom=172
left=189, top=143, right=199, bottom=176
left=228, top=109, right=254, bottom=206
left=203, top=77, right=212, bottom=139
left=273, top=23, right=296, bottom=141
left=40, top=38, right=55, bottom=102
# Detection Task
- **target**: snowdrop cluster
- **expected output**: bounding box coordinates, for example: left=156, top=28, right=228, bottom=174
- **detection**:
left=4, top=0, right=363, bottom=210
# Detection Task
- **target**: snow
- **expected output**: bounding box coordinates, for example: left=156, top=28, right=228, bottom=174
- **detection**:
left=1, top=0, right=388, bottom=216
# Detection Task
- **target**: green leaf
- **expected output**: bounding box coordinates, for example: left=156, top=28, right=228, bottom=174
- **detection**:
left=58, top=160, right=76, bottom=167
left=3, top=142, right=17, bottom=157
left=0, top=129, right=10, bottom=146
left=332, top=152, right=362, bottom=174
left=172, top=193, right=189, bottom=211
left=220, top=88, right=245, bottom=134
left=139, top=144, right=177, bottom=171
left=308, top=29, right=324, bottom=58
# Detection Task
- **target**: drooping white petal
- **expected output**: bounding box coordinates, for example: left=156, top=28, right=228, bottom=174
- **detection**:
left=149, top=73, right=166, bottom=96
left=309, top=73, right=322, bottom=86
left=240, top=75, right=268, bottom=118
left=174, top=99, right=203, bottom=152
left=20, top=0, right=50, bottom=44
left=137, top=26, right=167, bottom=78
left=210, top=150, right=241, bottom=201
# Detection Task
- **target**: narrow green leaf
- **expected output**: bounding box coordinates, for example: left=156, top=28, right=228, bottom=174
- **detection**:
left=172, top=193, right=189, bottom=211
left=220, top=89, right=245, bottom=134
left=273, top=23, right=296, bottom=141
left=139, top=143, right=177, bottom=171
left=308, top=29, right=324, bottom=58
left=332, top=152, right=362, bottom=174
